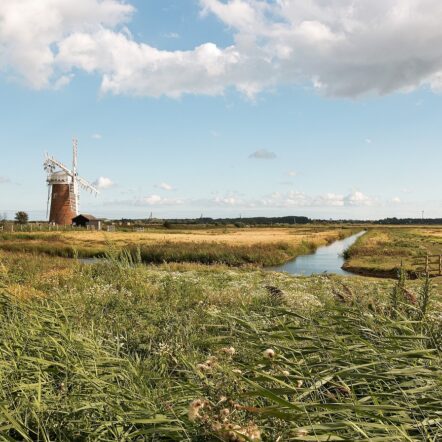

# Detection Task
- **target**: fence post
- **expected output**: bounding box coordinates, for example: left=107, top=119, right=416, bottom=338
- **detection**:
left=425, top=254, right=429, bottom=276
left=439, top=254, right=442, bottom=276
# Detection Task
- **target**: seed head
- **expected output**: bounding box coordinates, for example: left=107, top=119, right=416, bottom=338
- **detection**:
left=188, top=399, right=205, bottom=422
left=263, top=348, right=276, bottom=359
left=197, top=363, right=211, bottom=372
left=220, top=408, right=230, bottom=418
left=220, top=346, right=236, bottom=356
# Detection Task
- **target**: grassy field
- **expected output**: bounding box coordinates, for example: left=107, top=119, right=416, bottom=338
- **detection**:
left=0, top=249, right=441, bottom=441
left=344, top=226, right=442, bottom=279
left=0, top=226, right=359, bottom=267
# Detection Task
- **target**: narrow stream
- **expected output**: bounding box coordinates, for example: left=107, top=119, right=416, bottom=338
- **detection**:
left=268, top=231, right=366, bottom=276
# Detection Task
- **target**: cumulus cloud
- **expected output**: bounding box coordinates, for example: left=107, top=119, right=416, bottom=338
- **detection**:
left=93, top=176, right=114, bottom=189
left=155, top=182, right=175, bottom=191
left=104, top=188, right=384, bottom=210
left=105, top=194, right=185, bottom=206
left=258, top=191, right=375, bottom=208
left=0, top=0, right=133, bottom=89
left=203, top=190, right=376, bottom=209
left=139, top=195, right=184, bottom=206
left=249, top=149, right=276, bottom=159
left=343, top=191, right=376, bottom=207
left=3, top=0, right=442, bottom=97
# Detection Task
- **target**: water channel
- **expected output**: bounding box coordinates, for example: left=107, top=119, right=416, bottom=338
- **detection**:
left=268, top=231, right=366, bottom=276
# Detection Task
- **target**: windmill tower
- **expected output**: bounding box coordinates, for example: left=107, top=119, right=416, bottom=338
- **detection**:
left=44, top=139, right=99, bottom=225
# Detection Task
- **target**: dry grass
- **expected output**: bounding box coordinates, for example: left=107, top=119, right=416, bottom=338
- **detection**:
left=7, top=226, right=349, bottom=246
left=0, top=226, right=359, bottom=267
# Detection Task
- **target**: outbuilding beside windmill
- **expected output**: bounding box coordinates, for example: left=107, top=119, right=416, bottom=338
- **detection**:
left=72, top=214, right=102, bottom=230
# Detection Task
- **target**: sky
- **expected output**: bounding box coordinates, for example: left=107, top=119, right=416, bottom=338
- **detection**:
left=0, top=0, right=441, bottom=221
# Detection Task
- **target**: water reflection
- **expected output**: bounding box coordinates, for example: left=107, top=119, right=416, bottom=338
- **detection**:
left=268, top=231, right=366, bottom=276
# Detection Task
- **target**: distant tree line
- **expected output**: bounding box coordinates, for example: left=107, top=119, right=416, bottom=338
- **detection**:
left=164, top=216, right=311, bottom=226
left=374, top=218, right=442, bottom=225
left=114, top=216, right=442, bottom=227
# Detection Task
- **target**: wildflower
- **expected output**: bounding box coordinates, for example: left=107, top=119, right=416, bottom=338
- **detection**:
left=295, top=428, right=309, bottom=437
left=232, top=369, right=243, bottom=375
left=220, top=346, right=236, bottom=356
left=197, top=363, right=211, bottom=372
left=282, top=370, right=290, bottom=376
left=205, top=355, right=218, bottom=367
left=223, top=423, right=262, bottom=441
left=263, top=348, right=276, bottom=359
left=225, top=423, right=242, bottom=441
left=197, top=355, right=218, bottom=373
left=218, top=396, right=228, bottom=404
left=297, top=380, right=304, bottom=388
left=211, top=421, right=223, bottom=432
left=244, top=423, right=261, bottom=441
left=188, top=399, right=206, bottom=422
left=220, top=408, right=230, bottom=418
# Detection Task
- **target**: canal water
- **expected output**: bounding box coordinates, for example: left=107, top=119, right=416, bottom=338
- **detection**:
left=268, top=231, right=366, bottom=276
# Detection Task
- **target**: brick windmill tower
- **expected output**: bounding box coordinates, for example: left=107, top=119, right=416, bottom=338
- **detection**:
left=44, top=139, right=99, bottom=225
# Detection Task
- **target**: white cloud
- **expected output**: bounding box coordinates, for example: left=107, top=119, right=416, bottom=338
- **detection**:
left=3, top=1, right=442, bottom=98
left=92, top=133, right=102, bottom=139
left=204, top=189, right=376, bottom=209
left=0, top=0, right=133, bottom=89
left=140, top=195, right=184, bottom=206
left=343, top=191, right=376, bottom=207
left=0, top=176, right=10, bottom=184
left=288, top=170, right=297, bottom=177
left=155, top=182, right=175, bottom=191
left=249, top=149, right=276, bottom=159
left=93, top=176, right=114, bottom=189
left=103, top=188, right=396, bottom=214
left=391, top=196, right=401, bottom=204
left=365, top=138, right=372, bottom=144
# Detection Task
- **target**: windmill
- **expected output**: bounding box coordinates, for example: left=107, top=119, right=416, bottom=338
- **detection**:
left=44, top=138, right=99, bottom=225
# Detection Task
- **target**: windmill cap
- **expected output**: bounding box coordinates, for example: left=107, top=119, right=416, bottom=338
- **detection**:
left=47, top=171, right=72, bottom=184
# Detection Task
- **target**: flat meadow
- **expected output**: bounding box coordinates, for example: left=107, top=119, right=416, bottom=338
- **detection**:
left=0, top=225, right=441, bottom=440
left=0, top=225, right=359, bottom=267
left=344, top=226, right=442, bottom=279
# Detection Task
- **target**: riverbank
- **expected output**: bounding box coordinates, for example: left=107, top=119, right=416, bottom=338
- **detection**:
left=343, top=226, right=442, bottom=279
left=268, top=231, right=366, bottom=276
left=0, top=226, right=359, bottom=267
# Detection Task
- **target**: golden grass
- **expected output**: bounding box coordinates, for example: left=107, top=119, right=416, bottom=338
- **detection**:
left=28, top=226, right=348, bottom=246
left=0, top=226, right=359, bottom=266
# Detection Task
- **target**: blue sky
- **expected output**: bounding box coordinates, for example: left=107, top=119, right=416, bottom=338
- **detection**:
left=0, top=0, right=441, bottom=220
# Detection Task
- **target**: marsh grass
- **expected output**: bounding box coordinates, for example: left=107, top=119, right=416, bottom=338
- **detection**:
left=344, top=227, right=442, bottom=278
left=0, top=250, right=440, bottom=440
left=195, top=305, right=442, bottom=441
left=0, top=227, right=358, bottom=267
